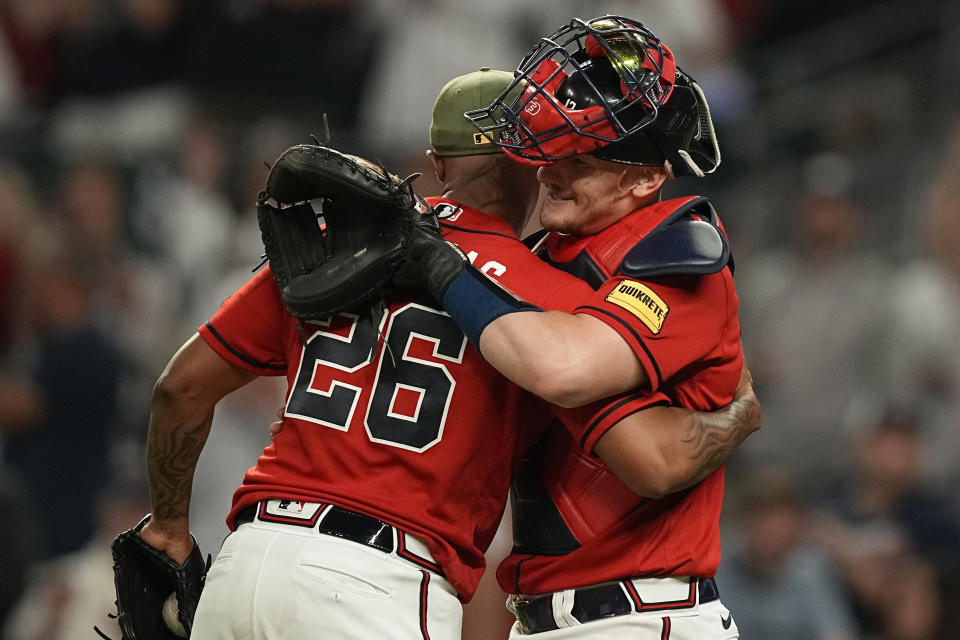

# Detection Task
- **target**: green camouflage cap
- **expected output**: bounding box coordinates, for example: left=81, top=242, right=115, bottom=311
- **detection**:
left=429, top=67, right=516, bottom=157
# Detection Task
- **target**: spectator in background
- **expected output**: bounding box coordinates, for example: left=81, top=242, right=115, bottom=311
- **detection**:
left=0, top=241, right=121, bottom=559
left=718, top=469, right=857, bottom=640
left=736, top=153, right=888, bottom=497
left=47, top=0, right=194, bottom=161
left=55, top=0, right=190, bottom=100
left=0, top=161, right=44, bottom=632
left=812, top=408, right=960, bottom=640
left=53, top=160, right=179, bottom=420
left=884, top=118, right=960, bottom=494
left=0, top=0, right=93, bottom=110
left=187, top=0, right=372, bottom=140
left=131, top=112, right=238, bottom=328
left=0, top=162, right=41, bottom=355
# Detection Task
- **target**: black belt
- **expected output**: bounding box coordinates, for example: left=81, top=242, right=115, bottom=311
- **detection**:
left=235, top=502, right=395, bottom=552
left=512, top=577, right=720, bottom=634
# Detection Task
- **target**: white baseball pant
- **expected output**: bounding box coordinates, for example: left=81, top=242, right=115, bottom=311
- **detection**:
left=191, top=502, right=461, bottom=639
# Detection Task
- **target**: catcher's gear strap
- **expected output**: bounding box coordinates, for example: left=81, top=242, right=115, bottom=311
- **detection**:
left=442, top=265, right=541, bottom=349
left=618, top=196, right=732, bottom=279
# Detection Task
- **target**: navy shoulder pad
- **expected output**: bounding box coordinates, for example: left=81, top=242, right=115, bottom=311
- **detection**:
left=618, top=197, right=733, bottom=279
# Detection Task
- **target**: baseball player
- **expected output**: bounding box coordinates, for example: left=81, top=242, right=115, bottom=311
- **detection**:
left=392, top=16, right=745, bottom=638
left=131, top=63, right=757, bottom=640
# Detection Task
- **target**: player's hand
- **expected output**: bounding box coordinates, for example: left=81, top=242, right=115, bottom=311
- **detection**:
left=268, top=407, right=284, bottom=440
left=731, top=363, right=761, bottom=438
left=139, top=517, right=196, bottom=566
left=393, top=213, right=468, bottom=301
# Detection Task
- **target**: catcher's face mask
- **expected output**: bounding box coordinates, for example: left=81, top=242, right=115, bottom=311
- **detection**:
left=466, top=15, right=720, bottom=177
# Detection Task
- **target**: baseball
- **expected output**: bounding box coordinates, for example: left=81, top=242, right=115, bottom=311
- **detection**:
left=162, top=593, right=188, bottom=638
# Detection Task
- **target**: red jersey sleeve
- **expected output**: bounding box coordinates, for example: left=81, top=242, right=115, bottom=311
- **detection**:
left=493, top=247, right=596, bottom=314
left=575, top=271, right=736, bottom=392
left=553, top=389, right=671, bottom=452
left=197, top=267, right=289, bottom=376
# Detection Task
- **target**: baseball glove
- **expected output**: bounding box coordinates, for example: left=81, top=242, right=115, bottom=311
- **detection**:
left=257, top=143, right=433, bottom=320
left=101, top=515, right=208, bottom=640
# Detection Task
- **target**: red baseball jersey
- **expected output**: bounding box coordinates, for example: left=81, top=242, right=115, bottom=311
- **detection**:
left=198, top=198, right=593, bottom=601
left=497, top=196, right=744, bottom=595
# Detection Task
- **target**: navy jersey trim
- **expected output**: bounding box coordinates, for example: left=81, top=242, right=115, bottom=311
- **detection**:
left=573, top=306, right=663, bottom=387
left=203, top=322, right=286, bottom=371
left=439, top=222, right=519, bottom=242
left=580, top=396, right=670, bottom=450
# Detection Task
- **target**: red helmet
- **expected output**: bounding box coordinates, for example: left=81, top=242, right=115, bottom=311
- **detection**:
left=466, top=16, right=720, bottom=177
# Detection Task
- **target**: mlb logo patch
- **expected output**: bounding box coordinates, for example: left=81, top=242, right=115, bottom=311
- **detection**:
left=472, top=132, right=493, bottom=146
left=264, top=499, right=324, bottom=522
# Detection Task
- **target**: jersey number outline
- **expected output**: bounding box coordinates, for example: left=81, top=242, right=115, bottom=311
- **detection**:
left=285, top=303, right=467, bottom=452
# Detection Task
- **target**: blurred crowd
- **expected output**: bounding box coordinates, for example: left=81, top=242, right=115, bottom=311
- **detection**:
left=0, top=1, right=958, bottom=639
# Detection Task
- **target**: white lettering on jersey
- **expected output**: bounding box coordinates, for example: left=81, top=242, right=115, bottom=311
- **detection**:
left=465, top=251, right=507, bottom=278
left=480, top=261, right=506, bottom=277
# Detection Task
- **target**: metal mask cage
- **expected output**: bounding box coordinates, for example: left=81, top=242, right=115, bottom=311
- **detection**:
left=465, top=16, right=675, bottom=165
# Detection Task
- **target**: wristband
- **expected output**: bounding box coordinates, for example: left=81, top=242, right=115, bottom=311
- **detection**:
left=441, top=266, right=542, bottom=349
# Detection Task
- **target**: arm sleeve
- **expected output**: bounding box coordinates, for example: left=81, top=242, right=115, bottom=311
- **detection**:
left=574, top=272, right=731, bottom=392
left=197, top=268, right=289, bottom=376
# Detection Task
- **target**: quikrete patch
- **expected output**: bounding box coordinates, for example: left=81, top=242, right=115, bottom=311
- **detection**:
left=605, top=280, right=669, bottom=334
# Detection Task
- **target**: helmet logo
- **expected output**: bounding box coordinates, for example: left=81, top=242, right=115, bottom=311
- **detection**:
left=564, top=98, right=577, bottom=109
left=525, top=100, right=541, bottom=115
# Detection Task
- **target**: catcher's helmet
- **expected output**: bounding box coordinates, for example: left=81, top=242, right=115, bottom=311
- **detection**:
left=466, top=16, right=720, bottom=177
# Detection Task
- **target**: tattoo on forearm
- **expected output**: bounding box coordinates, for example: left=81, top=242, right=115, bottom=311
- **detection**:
left=146, top=415, right=210, bottom=520
left=682, top=400, right=758, bottom=482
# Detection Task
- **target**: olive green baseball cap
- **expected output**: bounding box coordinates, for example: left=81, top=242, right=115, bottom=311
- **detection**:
left=429, top=67, right=516, bottom=157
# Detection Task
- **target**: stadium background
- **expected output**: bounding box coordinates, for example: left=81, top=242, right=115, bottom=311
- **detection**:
left=0, top=1, right=958, bottom=638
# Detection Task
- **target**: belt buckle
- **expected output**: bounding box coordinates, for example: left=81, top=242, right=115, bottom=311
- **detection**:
left=507, top=595, right=533, bottom=634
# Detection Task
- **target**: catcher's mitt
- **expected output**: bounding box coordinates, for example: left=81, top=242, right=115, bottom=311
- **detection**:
left=101, top=514, right=208, bottom=640
left=257, top=143, right=433, bottom=320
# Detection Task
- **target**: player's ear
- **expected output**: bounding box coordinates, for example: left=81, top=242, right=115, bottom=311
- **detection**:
left=620, top=166, right=667, bottom=200
left=426, top=150, right=445, bottom=183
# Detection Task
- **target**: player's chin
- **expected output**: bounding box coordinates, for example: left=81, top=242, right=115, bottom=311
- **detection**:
left=539, top=197, right=579, bottom=234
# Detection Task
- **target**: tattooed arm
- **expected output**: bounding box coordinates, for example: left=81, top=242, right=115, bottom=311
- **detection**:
left=139, top=334, right=257, bottom=563
left=593, top=366, right=761, bottom=499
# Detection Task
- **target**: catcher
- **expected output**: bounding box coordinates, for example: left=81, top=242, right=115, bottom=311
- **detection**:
left=104, top=77, right=759, bottom=637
